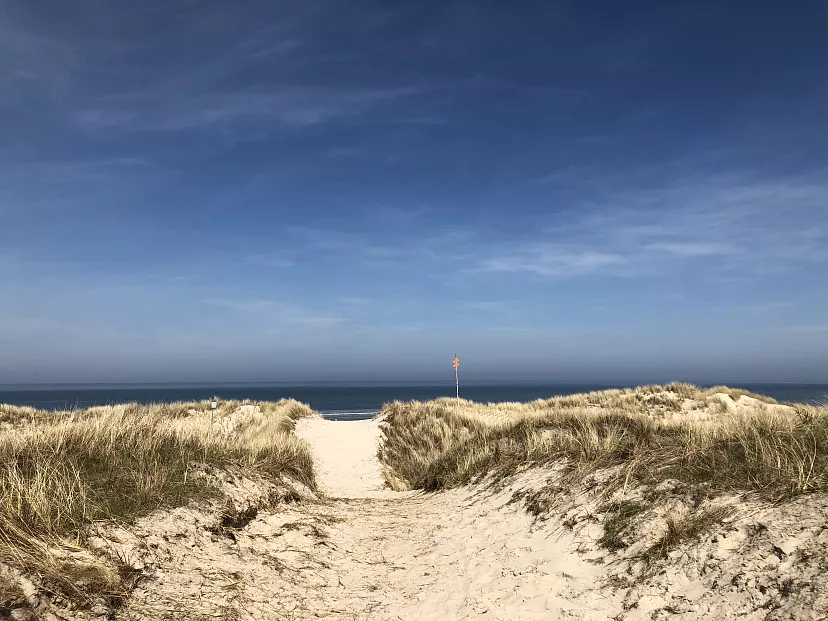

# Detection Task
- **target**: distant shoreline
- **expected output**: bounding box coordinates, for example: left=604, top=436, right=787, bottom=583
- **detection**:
left=2, top=382, right=826, bottom=412
left=1, top=380, right=826, bottom=389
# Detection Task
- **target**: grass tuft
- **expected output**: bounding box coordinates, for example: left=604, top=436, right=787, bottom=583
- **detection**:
left=598, top=500, right=651, bottom=551
left=643, top=505, right=735, bottom=564
left=0, top=398, right=317, bottom=609
left=379, top=386, right=828, bottom=501
left=0, top=574, right=26, bottom=612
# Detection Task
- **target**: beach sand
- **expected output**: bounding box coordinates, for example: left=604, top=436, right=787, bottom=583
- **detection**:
left=295, top=416, right=397, bottom=498
left=288, top=416, right=605, bottom=619
left=106, top=416, right=605, bottom=620
left=62, top=405, right=828, bottom=620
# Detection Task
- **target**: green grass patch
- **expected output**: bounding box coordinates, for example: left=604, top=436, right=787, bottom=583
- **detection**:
left=598, top=500, right=651, bottom=551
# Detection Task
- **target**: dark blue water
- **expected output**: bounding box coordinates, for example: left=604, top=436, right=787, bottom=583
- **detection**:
left=0, top=382, right=825, bottom=420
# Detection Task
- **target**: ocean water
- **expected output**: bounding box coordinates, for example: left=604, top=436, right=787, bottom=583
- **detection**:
left=0, top=382, right=826, bottom=420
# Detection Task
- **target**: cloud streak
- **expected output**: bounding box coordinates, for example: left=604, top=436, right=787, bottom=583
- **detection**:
left=477, top=169, right=828, bottom=279
left=785, top=325, right=828, bottom=334
left=646, top=242, right=739, bottom=257
left=481, top=248, right=629, bottom=277
left=205, top=298, right=345, bottom=330
left=75, top=86, right=422, bottom=132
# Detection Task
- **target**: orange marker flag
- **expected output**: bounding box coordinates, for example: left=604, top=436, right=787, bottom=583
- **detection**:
left=453, top=354, right=460, bottom=398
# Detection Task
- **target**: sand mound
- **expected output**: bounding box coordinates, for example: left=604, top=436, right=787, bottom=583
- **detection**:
left=95, top=416, right=828, bottom=620
left=5, top=392, right=825, bottom=619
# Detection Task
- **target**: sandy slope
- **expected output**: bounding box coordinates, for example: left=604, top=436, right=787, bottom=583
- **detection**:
left=105, top=416, right=603, bottom=620
left=288, top=417, right=613, bottom=620
left=99, top=413, right=827, bottom=621
left=287, top=417, right=828, bottom=621
left=294, top=417, right=395, bottom=498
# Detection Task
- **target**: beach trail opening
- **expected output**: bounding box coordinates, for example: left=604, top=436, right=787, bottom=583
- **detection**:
left=295, top=416, right=395, bottom=498
left=280, top=415, right=601, bottom=620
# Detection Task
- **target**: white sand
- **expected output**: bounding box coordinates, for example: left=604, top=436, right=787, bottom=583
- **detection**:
left=87, top=413, right=828, bottom=621
left=295, top=417, right=397, bottom=498
left=289, top=416, right=608, bottom=619
left=104, top=417, right=605, bottom=620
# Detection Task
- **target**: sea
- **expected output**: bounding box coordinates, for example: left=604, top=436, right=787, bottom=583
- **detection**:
left=1, top=382, right=826, bottom=420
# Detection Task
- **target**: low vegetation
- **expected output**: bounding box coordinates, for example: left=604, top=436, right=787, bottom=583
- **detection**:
left=597, top=500, right=651, bottom=551
left=643, top=505, right=735, bottom=565
left=0, top=399, right=316, bottom=610
left=379, top=384, right=828, bottom=571
left=0, top=403, right=53, bottom=426
left=379, top=382, right=827, bottom=499
left=0, top=575, right=24, bottom=614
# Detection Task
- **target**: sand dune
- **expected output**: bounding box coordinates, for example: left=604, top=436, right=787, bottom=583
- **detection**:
left=112, top=413, right=827, bottom=620
left=110, top=416, right=611, bottom=620
left=3, top=390, right=827, bottom=619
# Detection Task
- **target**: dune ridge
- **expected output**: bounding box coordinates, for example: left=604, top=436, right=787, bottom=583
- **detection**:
left=0, top=385, right=826, bottom=619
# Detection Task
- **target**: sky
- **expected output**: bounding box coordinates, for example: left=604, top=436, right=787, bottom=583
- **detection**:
left=1, top=1, right=827, bottom=384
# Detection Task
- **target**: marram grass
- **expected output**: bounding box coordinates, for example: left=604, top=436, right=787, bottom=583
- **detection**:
left=378, top=384, right=828, bottom=500
left=0, top=399, right=316, bottom=608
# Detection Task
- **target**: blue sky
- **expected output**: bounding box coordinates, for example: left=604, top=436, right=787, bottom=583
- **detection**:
left=2, top=1, right=827, bottom=384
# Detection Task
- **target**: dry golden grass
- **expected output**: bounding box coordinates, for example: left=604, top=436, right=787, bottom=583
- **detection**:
left=0, top=398, right=316, bottom=610
left=0, top=574, right=25, bottom=612
left=0, top=403, right=53, bottom=426
left=379, top=385, right=825, bottom=562
left=702, top=385, right=779, bottom=404
left=378, top=384, right=828, bottom=501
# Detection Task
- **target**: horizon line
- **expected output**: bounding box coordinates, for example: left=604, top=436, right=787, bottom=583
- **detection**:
left=2, top=380, right=826, bottom=389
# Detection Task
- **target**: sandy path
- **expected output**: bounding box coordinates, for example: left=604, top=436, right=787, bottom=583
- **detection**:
left=284, top=416, right=605, bottom=620
left=117, top=416, right=603, bottom=621
left=114, top=414, right=828, bottom=620
left=295, top=417, right=395, bottom=498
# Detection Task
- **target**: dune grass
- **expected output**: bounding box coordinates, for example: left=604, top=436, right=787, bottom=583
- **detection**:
left=0, top=399, right=316, bottom=608
left=0, top=403, right=54, bottom=427
left=597, top=500, right=651, bottom=551
left=379, top=384, right=825, bottom=564
left=378, top=384, right=828, bottom=501
left=643, top=505, right=735, bottom=564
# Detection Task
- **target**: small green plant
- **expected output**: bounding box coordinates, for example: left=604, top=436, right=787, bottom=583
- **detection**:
left=643, top=505, right=734, bottom=564
left=598, top=500, right=650, bottom=551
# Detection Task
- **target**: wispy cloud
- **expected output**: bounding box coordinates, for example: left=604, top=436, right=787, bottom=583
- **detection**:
left=465, top=301, right=520, bottom=313
left=338, top=297, right=371, bottom=306
left=478, top=168, right=828, bottom=280
left=741, top=301, right=792, bottom=313
left=285, top=225, right=405, bottom=263
left=206, top=298, right=344, bottom=329
left=3, top=1, right=429, bottom=140
left=481, top=247, right=629, bottom=277
left=326, top=147, right=366, bottom=160
left=784, top=325, right=828, bottom=334
left=0, top=11, right=78, bottom=97
left=243, top=254, right=294, bottom=269
left=2, top=157, right=151, bottom=182
left=75, top=86, right=422, bottom=132
left=647, top=242, right=739, bottom=257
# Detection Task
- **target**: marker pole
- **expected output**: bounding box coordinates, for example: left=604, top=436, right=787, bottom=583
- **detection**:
left=455, top=353, right=459, bottom=399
